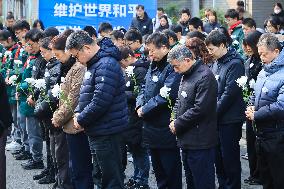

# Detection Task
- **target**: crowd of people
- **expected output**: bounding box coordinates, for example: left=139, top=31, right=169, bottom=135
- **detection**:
left=1, top=1, right=284, bottom=189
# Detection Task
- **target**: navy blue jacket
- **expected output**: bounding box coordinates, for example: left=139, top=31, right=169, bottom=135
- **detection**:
left=212, top=48, right=246, bottom=124
left=174, top=60, right=218, bottom=150
left=253, top=49, right=284, bottom=130
left=76, top=38, right=128, bottom=137
left=130, top=12, right=153, bottom=36
left=136, top=54, right=182, bottom=149
left=204, top=22, right=221, bottom=34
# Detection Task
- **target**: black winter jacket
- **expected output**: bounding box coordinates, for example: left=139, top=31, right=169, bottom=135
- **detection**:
left=76, top=38, right=128, bottom=137
left=174, top=60, right=218, bottom=149
left=212, top=48, right=246, bottom=124
left=136, top=54, right=182, bottom=149
left=130, top=12, right=153, bottom=36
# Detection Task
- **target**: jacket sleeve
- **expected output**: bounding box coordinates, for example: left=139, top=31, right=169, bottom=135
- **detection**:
left=175, top=75, right=216, bottom=134
left=53, top=66, right=85, bottom=127
left=141, top=69, right=181, bottom=115
left=217, top=62, right=245, bottom=116
left=126, top=67, right=147, bottom=101
left=136, top=68, right=150, bottom=109
left=147, top=20, right=153, bottom=35
left=77, top=61, right=121, bottom=128
left=254, top=83, right=284, bottom=121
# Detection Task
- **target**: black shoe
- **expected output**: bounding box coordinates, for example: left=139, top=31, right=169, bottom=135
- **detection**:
left=133, top=183, right=150, bottom=189
left=248, top=178, right=262, bottom=185
left=52, top=181, right=58, bottom=189
left=33, top=168, right=49, bottom=180
left=11, top=147, right=24, bottom=155
left=21, top=159, right=44, bottom=170
left=14, top=151, right=32, bottom=160
left=38, top=174, right=56, bottom=184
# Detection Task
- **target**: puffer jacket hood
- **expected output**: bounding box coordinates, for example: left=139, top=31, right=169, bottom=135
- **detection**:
left=264, top=48, right=284, bottom=75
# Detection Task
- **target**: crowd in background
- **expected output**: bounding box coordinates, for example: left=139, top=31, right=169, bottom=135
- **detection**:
left=1, top=1, right=284, bottom=189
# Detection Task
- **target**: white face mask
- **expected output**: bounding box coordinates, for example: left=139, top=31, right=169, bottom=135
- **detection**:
left=274, top=8, right=281, bottom=14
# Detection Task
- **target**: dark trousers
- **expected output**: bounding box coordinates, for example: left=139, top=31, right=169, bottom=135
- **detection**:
left=149, top=148, right=182, bottom=189
left=0, top=129, right=7, bottom=189
left=88, top=133, right=124, bottom=189
left=216, top=123, right=242, bottom=189
left=66, top=132, right=94, bottom=189
left=246, top=120, right=260, bottom=179
left=50, top=130, right=73, bottom=189
left=256, top=131, right=284, bottom=189
left=182, top=148, right=216, bottom=189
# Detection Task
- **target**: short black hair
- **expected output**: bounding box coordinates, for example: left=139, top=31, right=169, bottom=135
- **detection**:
left=32, top=19, right=45, bottom=30
left=205, top=30, right=228, bottom=47
left=237, top=0, right=245, bottom=7
left=163, top=29, right=178, bottom=42
left=180, top=8, right=191, bottom=17
left=62, top=29, right=74, bottom=37
left=98, top=22, right=113, bottom=34
left=157, top=7, right=164, bottom=12
left=188, top=17, right=204, bottom=31
left=170, top=24, right=182, bottom=33
left=267, top=15, right=281, bottom=29
left=243, top=31, right=262, bottom=55
left=39, top=37, right=52, bottom=50
left=274, top=2, right=283, bottom=10
left=25, top=28, right=43, bottom=42
left=146, top=32, right=170, bottom=49
left=42, top=27, right=59, bottom=38
left=242, top=18, right=256, bottom=28
left=119, top=46, right=135, bottom=60
left=50, top=34, right=68, bottom=50
left=6, top=14, right=14, bottom=20
left=186, top=31, right=206, bottom=41
left=13, top=20, right=30, bottom=31
left=83, top=26, right=97, bottom=38
left=110, top=30, right=124, bottom=40
left=0, top=29, right=14, bottom=41
left=217, top=26, right=233, bottom=46
left=66, top=30, right=94, bottom=50
left=225, top=9, right=239, bottom=20
left=124, top=29, right=143, bottom=44
left=136, top=5, right=144, bottom=10
left=119, top=27, right=127, bottom=35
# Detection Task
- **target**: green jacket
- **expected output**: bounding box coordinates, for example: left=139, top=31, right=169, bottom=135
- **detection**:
left=18, top=55, right=36, bottom=116
left=231, top=24, right=245, bottom=59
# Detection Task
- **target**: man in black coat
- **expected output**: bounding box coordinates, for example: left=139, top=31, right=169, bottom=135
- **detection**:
left=0, top=74, right=13, bottom=189
left=168, top=45, right=218, bottom=189
left=136, top=32, right=182, bottom=189
left=205, top=30, right=246, bottom=189
left=130, top=5, right=153, bottom=37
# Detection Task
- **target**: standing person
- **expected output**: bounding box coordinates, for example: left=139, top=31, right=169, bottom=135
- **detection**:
left=179, top=8, right=191, bottom=36
left=242, top=31, right=263, bottom=186
left=119, top=46, right=150, bottom=189
left=0, top=74, right=13, bottom=189
left=168, top=45, right=218, bottom=189
left=5, top=14, right=16, bottom=40
left=66, top=31, right=128, bottom=189
left=225, top=9, right=245, bottom=57
left=246, top=33, right=284, bottom=189
left=163, top=29, right=180, bottom=49
left=205, top=30, right=246, bottom=189
left=32, top=19, right=45, bottom=31
left=51, top=34, right=93, bottom=189
left=153, top=7, right=172, bottom=31
left=130, top=5, right=153, bottom=37
left=136, top=32, right=182, bottom=189
left=155, top=15, right=170, bottom=32
left=204, top=10, right=221, bottom=34
left=22, top=28, right=45, bottom=170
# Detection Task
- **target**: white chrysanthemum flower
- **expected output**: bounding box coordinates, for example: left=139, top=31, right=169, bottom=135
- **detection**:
left=14, top=60, right=22, bottom=65
left=262, top=87, right=269, bottom=93
left=51, top=84, right=61, bottom=98
left=24, top=78, right=35, bottom=85
left=5, top=51, right=12, bottom=57
left=215, top=75, right=220, bottom=81
left=44, top=72, right=50, bottom=77
left=61, top=77, right=65, bottom=83
left=9, top=75, right=17, bottom=85
left=160, top=86, right=171, bottom=98
left=101, top=77, right=104, bottom=82
left=152, top=76, right=159, bottom=82
left=125, top=66, right=135, bottom=77
left=84, top=71, right=92, bottom=80
left=33, top=79, right=46, bottom=90
left=181, top=91, right=188, bottom=98
left=125, top=81, right=130, bottom=87
left=249, top=79, right=256, bottom=89
left=236, top=76, right=248, bottom=89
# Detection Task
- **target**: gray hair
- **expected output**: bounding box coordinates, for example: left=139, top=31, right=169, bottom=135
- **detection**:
left=257, top=33, right=281, bottom=51
left=167, top=45, right=193, bottom=62
left=65, top=30, right=94, bottom=51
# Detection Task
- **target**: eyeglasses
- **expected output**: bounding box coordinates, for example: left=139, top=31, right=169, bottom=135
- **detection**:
left=125, top=41, right=135, bottom=46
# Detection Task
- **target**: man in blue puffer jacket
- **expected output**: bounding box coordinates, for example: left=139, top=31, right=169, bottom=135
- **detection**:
left=246, top=33, right=284, bottom=189
left=66, top=31, right=128, bottom=189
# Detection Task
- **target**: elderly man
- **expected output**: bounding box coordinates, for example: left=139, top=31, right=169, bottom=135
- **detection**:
left=168, top=45, right=218, bottom=189
left=246, top=33, right=284, bottom=189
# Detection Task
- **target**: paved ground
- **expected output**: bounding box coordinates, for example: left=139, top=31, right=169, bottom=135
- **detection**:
left=6, top=138, right=262, bottom=189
